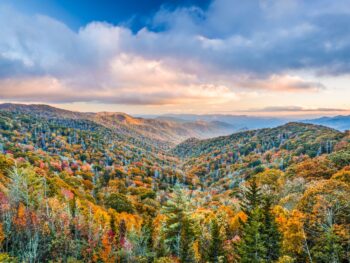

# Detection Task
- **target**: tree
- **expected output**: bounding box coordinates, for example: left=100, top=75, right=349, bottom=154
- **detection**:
left=238, top=179, right=266, bottom=263
left=180, top=216, right=195, bottom=263
left=106, top=193, right=134, bottom=213
left=240, top=179, right=262, bottom=217
left=262, top=197, right=281, bottom=262
left=238, top=180, right=281, bottom=263
left=312, top=226, right=343, bottom=263
left=298, top=180, right=350, bottom=262
left=162, top=185, right=194, bottom=261
left=237, top=207, right=266, bottom=263
left=208, top=217, right=226, bottom=263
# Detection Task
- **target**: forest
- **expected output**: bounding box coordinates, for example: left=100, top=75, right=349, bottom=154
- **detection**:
left=0, top=105, right=349, bottom=262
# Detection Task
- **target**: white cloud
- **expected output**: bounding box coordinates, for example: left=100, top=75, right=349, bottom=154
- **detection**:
left=1, top=0, right=349, bottom=106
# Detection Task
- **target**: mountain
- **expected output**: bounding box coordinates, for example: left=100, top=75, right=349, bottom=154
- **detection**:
left=0, top=103, right=234, bottom=148
left=303, top=115, right=350, bottom=131
left=0, top=104, right=349, bottom=262
left=172, top=122, right=343, bottom=159
left=93, top=112, right=234, bottom=146
left=159, top=113, right=288, bottom=130
left=0, top=103, right=84, bottom=119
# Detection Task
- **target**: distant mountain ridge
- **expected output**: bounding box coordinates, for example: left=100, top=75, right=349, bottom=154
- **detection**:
left=303, top=115, right=350, bottom=131
left=157, top=113, right=288, bottom=130
left=0, top=103, right=234, bottom=148
left=3, top=103, right=348, bottom=150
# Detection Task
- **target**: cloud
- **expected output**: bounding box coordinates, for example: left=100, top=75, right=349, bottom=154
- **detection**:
left=0, top=54, right=238, bottom=105
left=1, top=0, right=350, bottom=105
left=234, top=75, right=325, bottom=92
left=244, top=106, right=349, bottom=113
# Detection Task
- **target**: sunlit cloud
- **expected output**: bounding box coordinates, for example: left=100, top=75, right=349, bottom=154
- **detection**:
left=1, top=0, right=350, bottom=111
left=235, top=75, right=325, bottom=92
left=243, top=106, right=349, bottom=113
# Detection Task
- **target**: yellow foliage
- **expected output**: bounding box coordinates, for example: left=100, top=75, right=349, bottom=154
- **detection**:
left=112, top=211, right=142, bottom=232
left=154, top=257, right=178, bottom=263
left=255, top=168, right=285, bottom=190
left=229, top=211, right=247, bottom=232
left=0, top=223, right=4, bottom=245
left=0, top=253, right=17, bottom=263
left=193, top=240, right=201, bottom=263
left=275, top=207, right=305, bottom=256
left=191, top=207, right=214, bottom=225
left=331, top=167, right=350, bottom=184
left=277, top=255, right=295, bottom=263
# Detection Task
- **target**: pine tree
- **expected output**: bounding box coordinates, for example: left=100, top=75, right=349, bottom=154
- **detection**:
left=180, top=216, right=195, bottom=263
left=208, top=217, right=226, bottom=263
left=240, top=178, right=262, bottom=217
left=262, top=196, right=281, bottom=262
left=237, top=207, right=266, bottom=263
left=162, top=185, right=194, bottom=261
left=238, top=180, right=282, bottom=263
left=238, top=179, right=266, bottom=262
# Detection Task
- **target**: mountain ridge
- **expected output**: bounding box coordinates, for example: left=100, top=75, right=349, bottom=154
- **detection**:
left=0, top=103, right=234, bottom=148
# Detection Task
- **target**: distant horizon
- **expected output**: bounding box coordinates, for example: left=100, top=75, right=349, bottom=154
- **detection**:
left=1, top=101, right=349, bottom=120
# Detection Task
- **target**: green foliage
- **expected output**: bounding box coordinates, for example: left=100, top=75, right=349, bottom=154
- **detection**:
left=106, top=193, right=134, bottom=213
left=262, top=197, right=281, bottom=261
left=311, top=227, right=344, bottom=263
left=208, top=218, right=226, bottom=263
left=0, top=253, right=17, bottom=263
left=162, top=186, right=194, bottom=259
left=329, top=150, right=350, bottom=168
left=238, top=182, right=281, bottom=263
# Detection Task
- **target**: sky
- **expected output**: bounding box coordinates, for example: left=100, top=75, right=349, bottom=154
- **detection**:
left=1, top=0, right=350, bottom=116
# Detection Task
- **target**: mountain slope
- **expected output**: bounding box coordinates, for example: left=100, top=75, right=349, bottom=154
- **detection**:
left=172, top=122, right=343, bottom=159
left=93, top=112, right=233, bottom=146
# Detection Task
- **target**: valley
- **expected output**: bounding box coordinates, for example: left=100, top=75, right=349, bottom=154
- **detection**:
left=0, top=104, right=349, bottom=262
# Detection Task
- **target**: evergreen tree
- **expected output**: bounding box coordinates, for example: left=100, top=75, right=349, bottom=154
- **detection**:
left=162, top=185, right=194, bottom=262
left=240, top=178, right=262, bottom=217
left=312, top=225, right=343, bottom=262
left=237, top=207, right=266, bottom=263
left=262, top=196, right=281, bottom=262
left=208, top=217, right=226, bottom=263
left=238, top=179, right=281, bottom=263
left=180, top=217, right=195, bottom=263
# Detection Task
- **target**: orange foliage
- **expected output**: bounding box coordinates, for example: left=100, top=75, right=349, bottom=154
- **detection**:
left=99, top=232, right=115, bottom=263
left=275, top=207, right=305, bottom=256
left=14, top=202, right=27, bottom=228
left=0, top=223, right=4, bottom=245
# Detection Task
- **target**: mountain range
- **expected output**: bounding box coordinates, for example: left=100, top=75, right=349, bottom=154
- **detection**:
left=0, top=103, right=349, bottom=262
left=302, top=115, right=350, bottom=131
left=0, top=103, right=235, bottom=148
left=2, top=103, right=350, bottom=149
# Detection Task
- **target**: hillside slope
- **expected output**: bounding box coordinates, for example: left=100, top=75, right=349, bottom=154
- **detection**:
left=172, top=122, right=343, bottom=159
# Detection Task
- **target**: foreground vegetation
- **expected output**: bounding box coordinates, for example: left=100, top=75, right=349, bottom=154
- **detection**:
left=0, top=107, right=349, bottom=262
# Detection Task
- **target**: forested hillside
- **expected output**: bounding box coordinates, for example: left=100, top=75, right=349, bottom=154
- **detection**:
left=0, top=105, right=349, bottom=262
left=0, top=104, right=234, bottom=148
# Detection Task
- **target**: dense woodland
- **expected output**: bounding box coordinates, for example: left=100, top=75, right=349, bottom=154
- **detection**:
left=0, top=105, right=349, bottom=262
